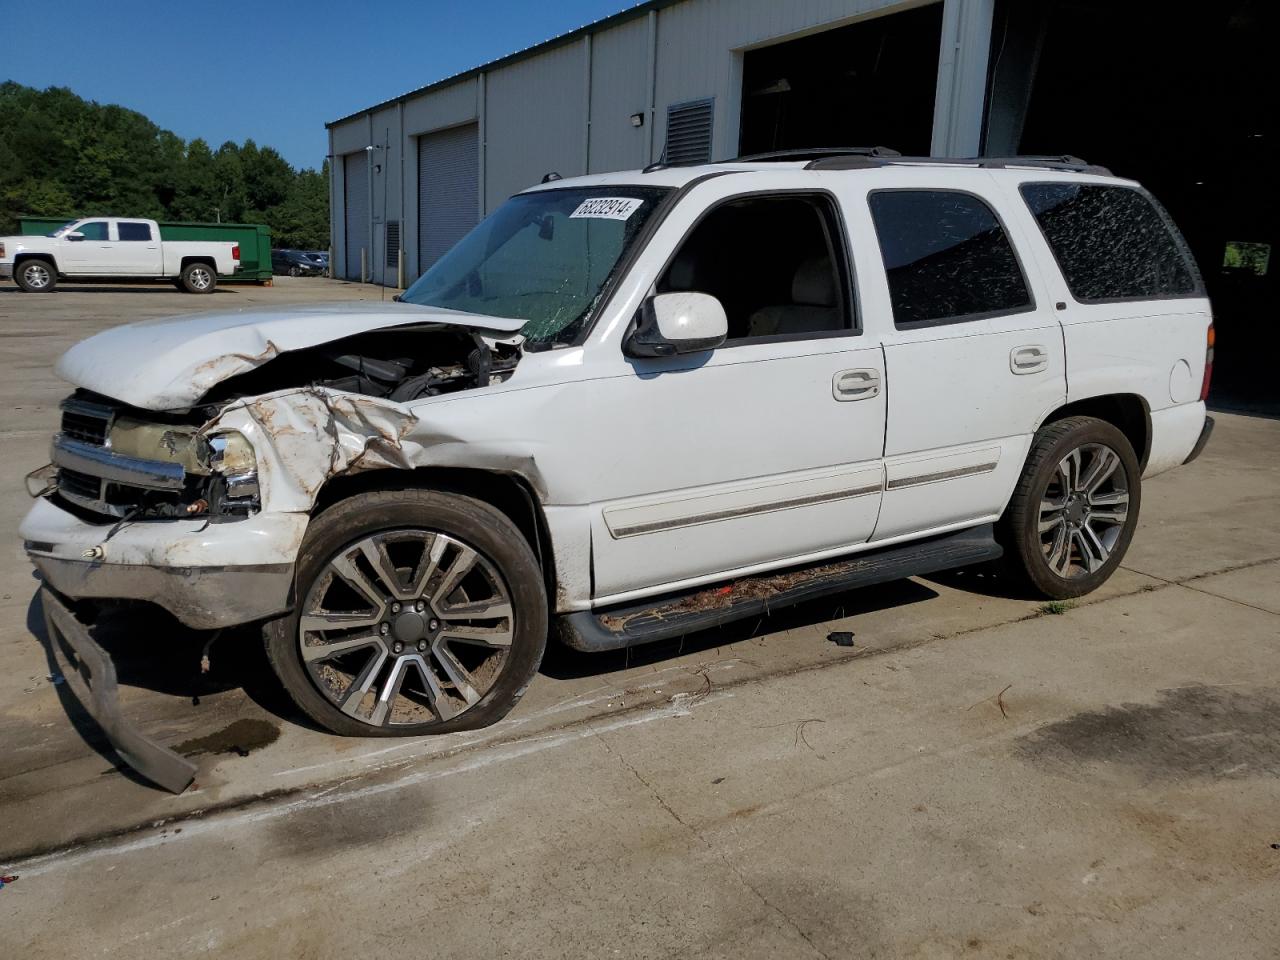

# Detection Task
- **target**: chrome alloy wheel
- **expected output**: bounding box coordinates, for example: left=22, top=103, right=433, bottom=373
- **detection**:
left=22, top=261, right=52, bottom=289
left=299, top=531, right=514, bottom=728
left=1038, top=442, right=1130, bottom=579
left=188, top=266, right=213, bottom=290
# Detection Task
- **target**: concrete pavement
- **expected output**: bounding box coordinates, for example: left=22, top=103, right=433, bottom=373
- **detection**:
left=1, top=278, right=1277, bottom=957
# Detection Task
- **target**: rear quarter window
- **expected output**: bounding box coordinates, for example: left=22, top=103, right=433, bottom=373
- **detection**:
left=1019, top=183, right=1202, bottom=302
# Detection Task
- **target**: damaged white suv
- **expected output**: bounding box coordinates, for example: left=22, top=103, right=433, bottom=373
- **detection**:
left=22, top=150, right=1215, bottom=791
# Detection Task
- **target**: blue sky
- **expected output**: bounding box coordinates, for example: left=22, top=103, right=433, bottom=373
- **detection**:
left=1, top=0, right=634, bottom=171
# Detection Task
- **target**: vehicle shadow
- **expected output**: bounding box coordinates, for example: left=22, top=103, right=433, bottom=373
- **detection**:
left=540, top=575, right=942, bottom=681
left=919, top=559, right=1042, bottom=600
left=24, top=561, right=1021, bottom=753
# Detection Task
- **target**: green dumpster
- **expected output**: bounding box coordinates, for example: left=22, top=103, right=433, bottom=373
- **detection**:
left=17, top=217, right=273, bottom=283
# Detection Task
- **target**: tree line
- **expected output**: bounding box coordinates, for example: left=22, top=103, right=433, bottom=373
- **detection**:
left=0, top=81, right=329, bottom=249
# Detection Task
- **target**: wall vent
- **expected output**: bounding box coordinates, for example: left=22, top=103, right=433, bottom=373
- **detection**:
left=664, top=98, right=714, bottom=164
left=385, top=220, right=400, bottom=268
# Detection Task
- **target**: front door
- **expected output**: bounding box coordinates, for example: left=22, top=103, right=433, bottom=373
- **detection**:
left=63, top=220, right=113, bottom=274
left=855, top=182, right=1066, bottom=540
left=584, top=185, right=887, bottom=601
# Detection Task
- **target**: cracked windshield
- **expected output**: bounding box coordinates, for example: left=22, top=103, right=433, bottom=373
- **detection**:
left=401, top=186, right=671, bottom=343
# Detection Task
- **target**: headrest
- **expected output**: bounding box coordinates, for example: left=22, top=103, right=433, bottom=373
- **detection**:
left=792, top=257, right=836, bottom=306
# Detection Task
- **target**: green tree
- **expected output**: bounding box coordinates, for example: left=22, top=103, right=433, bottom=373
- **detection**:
left=0, top=81, right=329, bottom=241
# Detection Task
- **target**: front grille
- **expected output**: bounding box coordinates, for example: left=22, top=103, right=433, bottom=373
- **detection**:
left=59, top=395, right=116, bottom=447
left=57, top=468, right=102, bottom=501
left=60, top=410, right=110, bottom=445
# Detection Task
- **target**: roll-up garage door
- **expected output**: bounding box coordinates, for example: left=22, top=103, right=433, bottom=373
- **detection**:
left=343, top=151, right=369, bottom=281
left=418, top=124, right=479, bottom=275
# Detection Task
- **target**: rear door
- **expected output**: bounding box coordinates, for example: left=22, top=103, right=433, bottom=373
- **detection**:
left=114, top=221, right=162, bottom=275
left=852, top=173, right=1066, bottom=540
left=1006, top=176, right=1212, bottom=475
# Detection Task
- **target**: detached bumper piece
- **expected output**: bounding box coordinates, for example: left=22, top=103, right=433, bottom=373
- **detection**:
left=562, top=524, right=1003, bottom=652
left=41, top=586, right=197, bottom=793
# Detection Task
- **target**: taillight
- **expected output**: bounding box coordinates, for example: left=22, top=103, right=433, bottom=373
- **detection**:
left=1200, top=322, right=1215, bottom=401
left=231, top=244, right=240, bottom=260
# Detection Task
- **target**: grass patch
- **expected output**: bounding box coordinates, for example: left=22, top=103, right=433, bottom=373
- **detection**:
left=1039, top=600, right=1076, bottom=616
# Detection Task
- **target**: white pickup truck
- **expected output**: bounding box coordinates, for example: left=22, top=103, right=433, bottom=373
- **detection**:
left=0, top=217, right=240, bottom=293
left=21, top=150, right=1215, bottom=792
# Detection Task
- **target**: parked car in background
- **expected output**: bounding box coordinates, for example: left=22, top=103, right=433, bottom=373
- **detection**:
left=1, top=218, right=239, bottom=293
left=306, top=250, right=330, bottom=275
left=272, top=248, right=328, bottom=277
left=21, top=151, right=1214, bottom=792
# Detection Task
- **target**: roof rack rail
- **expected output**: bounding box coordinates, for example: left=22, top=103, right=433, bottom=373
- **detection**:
left=804, top=153, right=1111, bottom=175
left=731, top=146, right=901, bottom=163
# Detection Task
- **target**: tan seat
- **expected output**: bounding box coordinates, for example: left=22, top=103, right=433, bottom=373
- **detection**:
left=748, top=257, right=842, bottom=337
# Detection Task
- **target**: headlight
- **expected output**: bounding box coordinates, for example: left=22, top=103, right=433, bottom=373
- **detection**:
left=208, top=432, right=259, bottom=500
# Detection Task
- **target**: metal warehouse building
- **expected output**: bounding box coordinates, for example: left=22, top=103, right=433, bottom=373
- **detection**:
left=328, top=0, right=1275, bottom=400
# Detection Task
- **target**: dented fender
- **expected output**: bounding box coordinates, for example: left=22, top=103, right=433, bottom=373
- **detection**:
left=204, top=387, right=550, bottom=515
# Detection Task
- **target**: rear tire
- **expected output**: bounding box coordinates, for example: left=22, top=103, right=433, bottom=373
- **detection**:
left=15, top=259, right=56, bottom=293
left=265, top=489, right=548, bottom=737
left=998, top=416, right=1141, bottom=599
left=180, top=261, right=216, bottom=293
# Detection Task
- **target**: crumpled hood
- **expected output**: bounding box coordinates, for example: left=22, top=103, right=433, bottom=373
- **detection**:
left=55, top=300, right=525, bottom=410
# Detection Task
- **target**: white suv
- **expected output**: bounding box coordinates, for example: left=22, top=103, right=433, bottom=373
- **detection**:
left=21, top=150, right=1215, bottom=791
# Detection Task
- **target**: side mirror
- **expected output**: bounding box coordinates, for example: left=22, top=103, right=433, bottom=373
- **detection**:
left=66, top=231, right=85, bottom=241
left=624, top=292, right=728, bottom=358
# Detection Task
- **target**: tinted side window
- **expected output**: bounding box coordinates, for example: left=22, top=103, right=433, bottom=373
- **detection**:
left=868, top=191, right=1032, bottom=327
left=117, top=221, right=153, bottom=241
left=658, top=193, right=852, bottom=341
left=76, top=221, right=108, bottom=241
left=1020, top=183, right=1199, bottom=302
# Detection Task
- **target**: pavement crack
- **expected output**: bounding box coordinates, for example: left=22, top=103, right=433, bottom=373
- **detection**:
left=592, top=729, right=834, bottom=960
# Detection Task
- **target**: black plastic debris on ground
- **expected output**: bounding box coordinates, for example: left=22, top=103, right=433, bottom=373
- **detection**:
left=827, top=631, right=855, bottom=648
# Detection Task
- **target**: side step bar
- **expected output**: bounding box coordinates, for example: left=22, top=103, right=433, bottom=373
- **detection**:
left=560, top=524, right=1002, bottom=653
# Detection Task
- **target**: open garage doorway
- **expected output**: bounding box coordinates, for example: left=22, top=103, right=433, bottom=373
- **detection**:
left=987, top=0, right=1279, bottom=410
left=738, top=3, right=944, bottom=158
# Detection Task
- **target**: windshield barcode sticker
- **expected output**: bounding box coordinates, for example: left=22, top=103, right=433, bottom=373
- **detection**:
left=569, top=197, right=644, bottom=220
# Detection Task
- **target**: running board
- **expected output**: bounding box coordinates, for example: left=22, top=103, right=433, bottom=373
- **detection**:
left=560, top=524, right=1002, bottom=653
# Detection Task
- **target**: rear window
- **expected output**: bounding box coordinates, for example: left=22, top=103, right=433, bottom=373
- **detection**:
left=117, top=221, right=153, bottom=241
left=1019, top=183, right=1201, bottom=302
left=868, top=190, right=1033, bottom=328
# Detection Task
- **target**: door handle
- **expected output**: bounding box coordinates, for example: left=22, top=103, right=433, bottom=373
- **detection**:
left=1010, top=345, right=1049, bottom=375
left=833, top=368, right=881, bottom=401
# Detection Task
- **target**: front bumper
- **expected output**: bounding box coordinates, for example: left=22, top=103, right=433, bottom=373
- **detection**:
left=42, top=586, right=198, bottom=793
left=0, top=262, right=12, bottom=280
left=21, top=496, right=308, bottom=629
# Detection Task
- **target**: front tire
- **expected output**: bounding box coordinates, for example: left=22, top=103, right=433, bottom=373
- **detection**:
left=999, top=416, right=1141, bottom=599
left=15, top=259, right=56, bottom=292
left=265, top=489, right=548, bottom=737
left=180, top=261, right=217, bottom=293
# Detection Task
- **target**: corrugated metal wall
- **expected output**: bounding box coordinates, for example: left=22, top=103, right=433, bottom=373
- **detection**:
left=342, top=151, right=369, bottom=281
left=329, top=0, right=991, bottom=286
left=484, top=40, right=588, bottom=211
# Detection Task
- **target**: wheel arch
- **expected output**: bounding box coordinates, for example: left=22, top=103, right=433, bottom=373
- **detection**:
left=14, top=251, right=58, bottom=274
left=311, top=467, right=558, bottom=603
left=180, top=255, right=216, bottom=271
left=1038, top=393, right=1151, bottom=470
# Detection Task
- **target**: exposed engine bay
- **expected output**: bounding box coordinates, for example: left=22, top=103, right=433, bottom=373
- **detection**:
left=45, top=326, right=521, bottom=524
left=202, top=326, right=521, bottom=405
